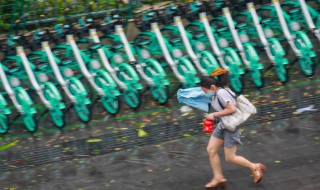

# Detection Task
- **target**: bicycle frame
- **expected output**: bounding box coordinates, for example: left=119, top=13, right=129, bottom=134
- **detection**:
left=66, top=35, right=122, bottom=112
left=115, top=25, right=170, bottom=104
left=0, top=61, right=37, bottom=132
left=151, top=22, right=200, bottom=88
left=174, top=16, right=220, bottom=75
left=89, top=29, right=143, bottom=109
left=199, top=12, right=245, bottom=92
left=223, top=7, right=264, bottom=87
left=16, top=46, right=66, bottom=128
left=262, top=0, right=316, bottom=76
left=42, top=41, right=93, bottom=121
left=247, top=2, right=289, bottom=83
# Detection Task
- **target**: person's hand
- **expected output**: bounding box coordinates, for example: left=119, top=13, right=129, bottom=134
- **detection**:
left=206, top=113, right=216, bottom=120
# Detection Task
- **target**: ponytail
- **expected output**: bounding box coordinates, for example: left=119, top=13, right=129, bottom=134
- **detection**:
left=209, top=68, right=229, bottom=87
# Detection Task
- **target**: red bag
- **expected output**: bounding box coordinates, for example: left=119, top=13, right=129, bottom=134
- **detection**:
left=203, top=119, right=214, bottom=133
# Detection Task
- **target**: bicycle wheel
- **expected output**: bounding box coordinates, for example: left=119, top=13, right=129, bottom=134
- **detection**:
left=123, top=90, right=141, bottom=109
left=101, top=96, right=120, bottom=115
left=49, top=109, right=65, bottom=128
left=275, top=63, right=288, bottom=83
left=23, top=114, right=37, bottom=132
left=229, top=74, right=243, bottom=93
left=74, top=103, right=91, bottom=123
left=251, top=69, right=264, bottom=88
left=298, top=56, right=314, bottom=77
left=0, top=114, right=9, bottom=134
left=150, top=86, right=168, bottom=104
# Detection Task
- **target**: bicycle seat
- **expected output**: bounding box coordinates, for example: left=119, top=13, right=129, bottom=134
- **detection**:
left=8, top=65, right=22, bottom=73
left=59, top=55, right=73, bottom=66
left=192, top=31, right=205, bottom=38
left=236, top=22, right=248, bottom=29
left=88, top=42, right=103, bottom=50
left=217, top=27, right=228, bottom=33
left=111, top=42, right=123, bottom=50
left=136, top=38, right=151, bottom=46
left=33, top=60, right=48, bottom=70
left=289, top=9, right=300, bottom=14
left=261, top=18, right=272, bottom=24
left=171, top=36, right=181, bottom=43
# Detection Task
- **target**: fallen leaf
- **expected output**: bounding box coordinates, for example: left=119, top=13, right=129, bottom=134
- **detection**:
left=0, top=140, right=19, bottom=150
left=87, top=139, right=102, bottom=143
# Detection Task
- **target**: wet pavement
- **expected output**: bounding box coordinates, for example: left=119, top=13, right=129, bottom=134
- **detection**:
left=0, top=109, right=319, bottom=190
left=0, top=33, right=319, bottom=189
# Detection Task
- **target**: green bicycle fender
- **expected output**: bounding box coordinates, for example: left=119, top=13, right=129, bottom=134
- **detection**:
left=43, top=82, right=66, bottom=109
left=295, top=31, right=314, bottom=49
left=0, top=94, right=11, bottom=114
left=119, top=63, right=141, bottom=81
left=68, top=77, right=88, bottom=96
left=43, top=82, right=63, bottom=100
left=95, top=70, right=117, bottom=88
left=243, top=43, right=260, bottom=61
left=179, top=57, right=198, bottom=75
left=144, top=58, right=167, bottom=77
left=44, top=82, right=63, bottom=99
left=15, top=86, right=37, bottom=114
left=68, top=77, right=91, bottom=104
left=223, top=47, right=242, bottom=64
left=268, top=38, right=286, bottom=55
left=199, top=50, right=220, bottom=70
left=95, top=70, right=120, bottom=96
left=243, top=44, right=264, bottom=69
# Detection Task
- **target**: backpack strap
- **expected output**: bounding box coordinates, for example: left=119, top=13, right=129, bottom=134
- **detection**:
left=215, top=88, right=225, bottom=109
left=223, top=87, right=237, bottom=99
left=215, top=87, right=237, bottom=110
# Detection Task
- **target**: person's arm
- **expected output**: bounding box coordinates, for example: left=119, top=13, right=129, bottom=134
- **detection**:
left=206, top=102, right=236, bottom=120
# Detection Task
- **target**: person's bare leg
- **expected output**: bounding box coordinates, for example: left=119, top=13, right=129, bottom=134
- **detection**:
left=224, top=146, right=266, bottom=183
left=205, top=136, right=225, bottom=187
left=224, top=146, right=255, bottom=169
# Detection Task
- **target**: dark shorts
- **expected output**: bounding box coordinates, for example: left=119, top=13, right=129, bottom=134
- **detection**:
left=212, top=123, right=243, bottom=147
